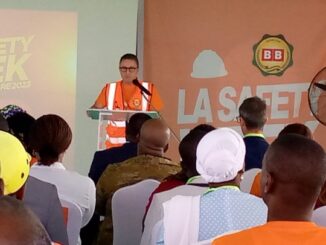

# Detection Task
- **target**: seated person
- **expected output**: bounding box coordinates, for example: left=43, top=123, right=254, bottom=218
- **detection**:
left=213, top=134, right=326, bottom=245
left=141, top=124, right=214, bottom=245
left=145, top=124, right=215, bottom=212
left=250, top=123, right=312, bottom=198
left=29, top=114, right=96, bottom=228
left=88, top=112, right=152, bottom=184
left=0, top=131, right=68, bottom=245
left=7, top=111, right=37, bottom=165
left=157, top=128, right=267, bottom=244
left=83, top=112, right=151, bottom=244
left=96, top=119, right=180, bottom=245
left=0, top=104, right=25, bottom=119
left=0, top=196, right=52, bottom=245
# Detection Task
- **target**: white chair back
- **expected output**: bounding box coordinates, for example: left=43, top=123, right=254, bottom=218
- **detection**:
left=112, top=179, right=160, bottom=245
left=240, top=168, right=261, bottom=193
left=312, top=206, right=326, bottom=226
left=60, top=199, right=83, bottom=245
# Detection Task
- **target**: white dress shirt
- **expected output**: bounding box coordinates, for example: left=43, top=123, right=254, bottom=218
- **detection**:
left=30, top=162, right=96, bottom=227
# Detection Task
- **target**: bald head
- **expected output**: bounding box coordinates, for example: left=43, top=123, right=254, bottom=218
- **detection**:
left=261, top=134, right=326, bottom=220
left=138, top=119, right=170, bottom=156
left=0, top=196, right=51, bottom=244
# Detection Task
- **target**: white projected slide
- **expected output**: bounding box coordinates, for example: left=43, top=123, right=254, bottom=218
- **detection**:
left=0, top=1, right=138, bottom=173
left=0, top=9, right=77, bottom=167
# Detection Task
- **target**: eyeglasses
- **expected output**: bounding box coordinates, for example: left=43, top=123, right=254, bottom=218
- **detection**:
left=235, top=116, right=241, bottom=123
left=119, top=66, right=138, bottom=72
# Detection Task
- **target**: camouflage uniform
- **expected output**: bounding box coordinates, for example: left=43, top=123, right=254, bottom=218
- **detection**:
left=96, top=154, right=180, bottom=245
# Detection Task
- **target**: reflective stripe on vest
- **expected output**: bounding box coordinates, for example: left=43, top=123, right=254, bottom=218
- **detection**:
left=107, top=82, right=117, bottom=110
left=141, top=82, right=150, bottom=111
left=105, top=136, right=126, bottom=144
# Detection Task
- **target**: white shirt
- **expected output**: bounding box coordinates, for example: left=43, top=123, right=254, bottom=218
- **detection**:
left=30, top=162, right=96, bottom=227
left=141, top=185, right=207, bottom=245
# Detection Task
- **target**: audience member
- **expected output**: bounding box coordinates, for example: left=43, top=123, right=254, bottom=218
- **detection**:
left=88, top=112, right=152, bottom=184
left=141, top=124, right=214, bottom=245
left=7, top=111, right=37, bottom=164
left=0, top=196, right=52, bottom=245
left=213, top=134, right=326, bottom=244
left=0, top=131, right=68, bottom=245
left=96, top=119, right=180, bottom=245
left=82, top=112, right=152, bottom=245
left=157, top=128, right=267, bottom=244
left=29, top=114, right=96, bottom=228
left=0, top=131, right=30, bottom=195
left=238, top=96, right=269, bottom=170
left=278, top=123, right=312, bottom=138
left=0, top=104, right=25, bottom=119
left=146, top=124, right=215, bottom=211
left=250, top=123, right=312, bottom=198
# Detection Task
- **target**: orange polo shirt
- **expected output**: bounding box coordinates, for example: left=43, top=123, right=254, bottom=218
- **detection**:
left=213, top=221, right=326, bottom=245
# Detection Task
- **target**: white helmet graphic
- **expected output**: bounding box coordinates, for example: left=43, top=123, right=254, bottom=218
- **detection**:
left=191, top=49, right=228, bottom=78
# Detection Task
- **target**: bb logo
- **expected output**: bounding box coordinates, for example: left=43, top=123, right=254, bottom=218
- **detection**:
left=253, top=34, right=293, bottom=76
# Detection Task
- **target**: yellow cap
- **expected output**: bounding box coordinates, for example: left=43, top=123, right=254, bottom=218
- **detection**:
left=0, top=131, right=30, bottom=195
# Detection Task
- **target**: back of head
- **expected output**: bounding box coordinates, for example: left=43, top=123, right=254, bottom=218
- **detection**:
left=7, top=112, right=36, bottom=153
left=278, top=123, right=312, bottom=139
left=179, top=124, right=216, bottom=178
left=125, top=113, right=152, bottom=143
left=0, top=131, right=30, bottom=195
left=196, top=128, right=245, bottom=183
left=0, top=114, right=9, bottom=132
left=0, top=196, right=51, bottom=245
left=190, top=124, right=215, bottom=133
left=262, top=134, right=326, bottom=210
left=29, top=114, right=72, bottom=165
left=120, top=53, right=139, bottom=67
left=239, top=96, right=267, bottom=130
left=138, top=119, right=170, bottom=156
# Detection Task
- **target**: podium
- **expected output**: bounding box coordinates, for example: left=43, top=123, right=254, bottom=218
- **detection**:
left=87, top=109, right=159, bottom=150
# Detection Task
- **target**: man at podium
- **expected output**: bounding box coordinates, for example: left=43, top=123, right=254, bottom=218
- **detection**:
left=91, top=53, right=163, bottom=148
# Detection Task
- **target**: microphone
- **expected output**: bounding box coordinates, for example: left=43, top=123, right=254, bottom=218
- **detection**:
left=133, top=79, right=152, bottom=96
left=314, top=82, right=326, bottom=91
left=132, top=79, right=180, bottom=143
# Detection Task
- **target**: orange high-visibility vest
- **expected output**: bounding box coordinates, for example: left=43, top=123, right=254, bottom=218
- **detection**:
left=105, top=80, right=153, bottom=148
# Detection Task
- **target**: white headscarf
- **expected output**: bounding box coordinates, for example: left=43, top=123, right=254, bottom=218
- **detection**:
left=196, top=127, right=245, bottom=183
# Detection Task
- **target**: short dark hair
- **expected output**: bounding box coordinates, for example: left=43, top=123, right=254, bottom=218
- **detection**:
left=7, top=112, right=35, bottom=154
left=0, top=114, right=9, bottom=132
left=264, top=134, right=326, bottom=203
left=179, top=124, right=215, bottom=178
left=239, top=96, right=266, bottom=130
left=29, top=114, right=72, bottom=165
left=190, top=124, right=215, bottom=133
left=125, top=113, right=152, bottom=143
left=119, top=53, right=139, bottom=67
left=278, top=123, right=312, bottom=139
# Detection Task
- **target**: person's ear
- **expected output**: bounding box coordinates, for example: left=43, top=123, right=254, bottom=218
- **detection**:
left=0, top=178, right=4, bottom=196
left=262, top=172, right=274, bottom=195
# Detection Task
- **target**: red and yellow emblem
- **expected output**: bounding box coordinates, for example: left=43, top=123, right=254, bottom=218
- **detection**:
left=133, top=98, right=141, bottom=108
left=253, top=34, right=293, bottom=76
